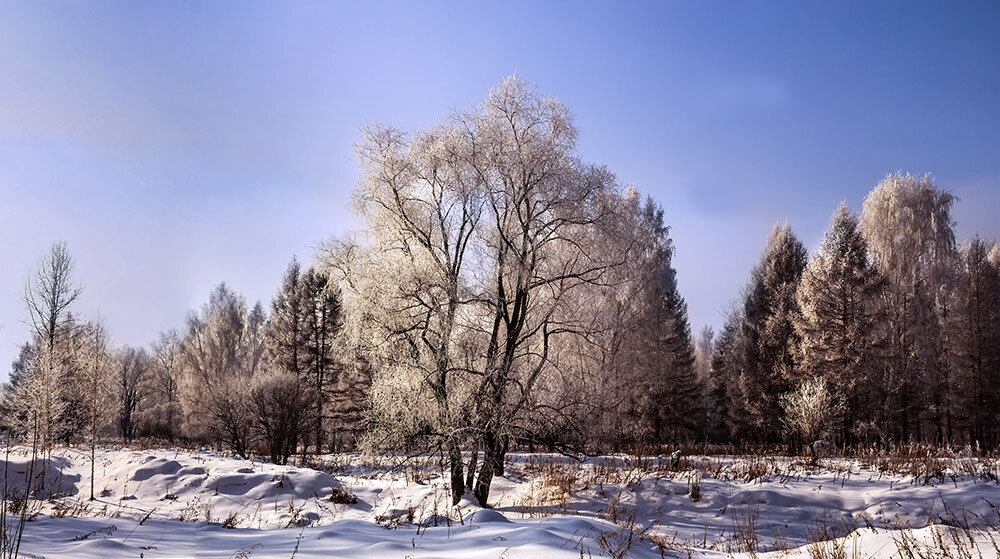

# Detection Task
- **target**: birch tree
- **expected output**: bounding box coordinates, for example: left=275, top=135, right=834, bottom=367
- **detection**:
left=781, top=377, right=845, bottom=463
left=859, top=172, right=956, bottom=441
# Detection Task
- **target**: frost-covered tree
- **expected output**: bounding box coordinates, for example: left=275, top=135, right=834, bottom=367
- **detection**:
left=7, top=342, right=36, bottom=390
left=693, top=326, right=715, bottom=440
left=178, top=284, right=266, bottom=458
left=948, top=237, right=1000, bottom=446
left=781, top=377, right=845, bottom=462
left=794, top=203, right=886, bottom=443
left=693, top=326, right=714, bottom=388
left=0, top=342, right=37, bottom=432
left=139, top=329, right=182, bottom=440
left=860, top=172, right=956, bottom=442
left=633, top=199, right=699, bottom=443
left=325, top=75, right=631, bottom=506
left=526, top=191, right=697, bottom=451
left=23, top=242, right=82, bottom=360
left=708, top=303, right=751, bottom=441
left=10, top=347, right=65, bottom=457
left=739, top=224, right=807, bottom=442
left=77, top=321, right=114, bottom=500
left=115, top=346, right=149, bottom=440
left=8, top=242, right=85, bottom=457
left=323, top=105, right=487, bottom=504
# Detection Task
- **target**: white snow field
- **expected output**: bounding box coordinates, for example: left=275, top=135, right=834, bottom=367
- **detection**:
left=3, top=446, right=1000, bottom=558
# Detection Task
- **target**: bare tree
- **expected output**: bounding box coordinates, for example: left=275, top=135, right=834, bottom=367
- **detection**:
left=23, top=242, right=82, bottom=357
left=249, top=369, right=316, bottom=465
left=141, top=330, right=182, bottom=439
left=178, top=284, right=265, bottom=458
left=116, top=347, right=149, bottom=441
left=77, top=321, right=114, bottom=500
left=781, top=378, right=845, bottom=463
left=11, top=242, right=84, bottom=485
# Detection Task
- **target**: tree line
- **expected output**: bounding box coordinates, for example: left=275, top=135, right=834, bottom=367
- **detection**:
left=1, top=248, right=358, bottom=478
left=2, top=76, right=998, bottom=508
left=706, top=174, right=1000, bottom=451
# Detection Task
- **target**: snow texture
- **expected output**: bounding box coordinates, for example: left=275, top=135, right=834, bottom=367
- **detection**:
left=4, top=447, right=1000, bottom=558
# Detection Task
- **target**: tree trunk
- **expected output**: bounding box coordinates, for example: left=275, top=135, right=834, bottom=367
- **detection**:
left=447, top=439, right=464, bottom=506
left=473, top=433, right=503, bottom=507
left=465, top=448, right=477, bottom=489
left=90, top=438, right=96, bottom=500
left=494, top=435, right=508, bottom=477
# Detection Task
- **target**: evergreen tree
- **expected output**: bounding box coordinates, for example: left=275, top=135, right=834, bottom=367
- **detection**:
left=706, top=310, right=739, bottom=442
left=640, top=199, right=700, bottom=442
left=739, top=224, right=807, bottom=442
left=267, top=258, right=308, bottom=378
left=8, top=342, right=36, bottom=389
left=794, top=203, right=886, bottom=444
left=949, top=237, right=1000, bottom=446
left=301, top=267, right=342, bottom=452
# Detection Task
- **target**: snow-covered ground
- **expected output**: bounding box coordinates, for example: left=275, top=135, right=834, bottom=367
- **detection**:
left=3, top=446, right=1000, bottom=558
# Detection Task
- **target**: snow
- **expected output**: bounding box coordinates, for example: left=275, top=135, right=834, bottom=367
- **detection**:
left=4, top=447, right=1000, bottom=558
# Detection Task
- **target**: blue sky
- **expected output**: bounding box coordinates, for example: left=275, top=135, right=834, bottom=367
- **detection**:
left=1, top=1, right=998, bottom=378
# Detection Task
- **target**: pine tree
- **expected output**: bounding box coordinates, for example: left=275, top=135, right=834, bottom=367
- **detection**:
left=794, top=203, right=886, bottom=444
left=739, top=224, right=807, bottom=442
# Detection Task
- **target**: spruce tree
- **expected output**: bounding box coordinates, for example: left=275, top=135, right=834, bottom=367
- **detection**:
left=640, top=198, right=700, bottom=443
left=301, top=267, right=342, bottom=452
left=706, top=311, right=738, bottom=442
left=267, top=258, right=308, bottom=377
left=794, top=203, right=886, bottom=444
left=739, top=223, right=807, bottom=442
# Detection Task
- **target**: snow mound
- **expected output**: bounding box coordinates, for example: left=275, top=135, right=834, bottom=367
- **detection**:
left=464, top=509, right=511, bottom=524
left=131, top=457, right=183, bottom=480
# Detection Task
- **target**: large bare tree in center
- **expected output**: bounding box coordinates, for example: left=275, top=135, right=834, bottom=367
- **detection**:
left=325, top=76, right=628, bottom=507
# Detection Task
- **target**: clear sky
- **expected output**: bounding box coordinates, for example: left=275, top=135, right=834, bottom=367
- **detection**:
left=1, top=1, right=998, bottom=380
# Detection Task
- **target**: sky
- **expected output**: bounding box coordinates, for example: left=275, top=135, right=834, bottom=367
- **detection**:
left=1, top=1, right=998, bottom=380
